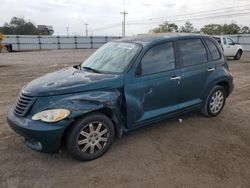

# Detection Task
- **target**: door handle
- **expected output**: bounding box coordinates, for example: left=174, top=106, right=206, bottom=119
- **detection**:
left=170, top=76, right=181, bottom=80
left=207, top=67, right=215, bottom=72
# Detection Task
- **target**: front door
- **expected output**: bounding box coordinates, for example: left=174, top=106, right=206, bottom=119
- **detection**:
left=124, top=42, right=181, bottom=128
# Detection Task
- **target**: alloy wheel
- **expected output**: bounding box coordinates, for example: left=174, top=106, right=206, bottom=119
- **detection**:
left=77, top=122, right=109, bottom=155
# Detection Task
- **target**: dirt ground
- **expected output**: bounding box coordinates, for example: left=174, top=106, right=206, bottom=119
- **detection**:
left=0, top=49, right=250, bottom=188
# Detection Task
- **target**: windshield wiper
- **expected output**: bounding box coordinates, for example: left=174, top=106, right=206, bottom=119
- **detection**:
left=82, top=66, right=100, bottom=73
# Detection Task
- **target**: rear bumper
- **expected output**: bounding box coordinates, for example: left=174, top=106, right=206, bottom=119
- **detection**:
left=7, top=106, right=73, bottom=153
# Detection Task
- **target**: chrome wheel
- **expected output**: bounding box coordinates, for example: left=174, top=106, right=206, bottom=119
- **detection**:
left=209, top=90, right=224, bottom=114
left=77, top=122, right=109, bottom=155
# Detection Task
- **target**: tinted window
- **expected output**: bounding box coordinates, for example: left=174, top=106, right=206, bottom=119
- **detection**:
left=179, top=39, right=207, bottom=66
left=205, top=39, right=221, bottom=60
left=141, top=42, right=175, bottom=75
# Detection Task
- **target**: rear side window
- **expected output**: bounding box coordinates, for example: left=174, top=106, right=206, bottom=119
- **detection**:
left=141, top=42, right=175, bottom=75
left=179, top=39, right=207, bottom=67
left=205, top=39, right=221, bottom=60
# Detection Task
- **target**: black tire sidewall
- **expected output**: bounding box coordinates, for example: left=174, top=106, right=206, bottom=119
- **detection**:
left=66, top=113, right=115, bottom=161
left=234, top=50, right=242, bottom=60
left=206, top=86, right=226, bottom=117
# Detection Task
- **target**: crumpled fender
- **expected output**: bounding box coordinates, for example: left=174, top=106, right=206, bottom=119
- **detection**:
left=44, top=89, right=125, bottom=137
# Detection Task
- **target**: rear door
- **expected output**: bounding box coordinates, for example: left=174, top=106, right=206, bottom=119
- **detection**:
left=177, top=38, right=209, bottom=108
left=124, top=42, right=181, bottom=128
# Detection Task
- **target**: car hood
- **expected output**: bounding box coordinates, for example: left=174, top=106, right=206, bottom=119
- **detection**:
left=23, top=67, right=124, bottom=97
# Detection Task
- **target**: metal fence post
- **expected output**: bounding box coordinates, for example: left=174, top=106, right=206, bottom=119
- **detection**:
left=16, top=35, right=20, bottom=50
left=38, top=35, right=42, bottom=50
left=75, top=36, right=77, bottom=49
left=90, top=36, right=93, bottom=49
left=57, top=36, right=60, bottom=49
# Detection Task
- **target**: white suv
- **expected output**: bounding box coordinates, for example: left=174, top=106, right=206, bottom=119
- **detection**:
left=213, top=36, right=243, bottom=60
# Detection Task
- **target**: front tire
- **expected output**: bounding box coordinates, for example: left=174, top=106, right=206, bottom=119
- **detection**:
left=201, top=86, right=226, bottom=117
left=234, top=50, right=242, bottom=60
left=66, top=113, right=115, bottom=161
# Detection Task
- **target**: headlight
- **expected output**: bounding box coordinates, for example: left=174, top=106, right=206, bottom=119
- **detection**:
left=32, top=109, right=70, bottom=122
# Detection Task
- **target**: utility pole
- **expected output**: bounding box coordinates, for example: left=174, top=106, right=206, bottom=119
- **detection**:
left=66, top=27, right=69, bottom=37
left=120, top=11, right=128, bottom=37
left=85, top=23, right=89, bottom=36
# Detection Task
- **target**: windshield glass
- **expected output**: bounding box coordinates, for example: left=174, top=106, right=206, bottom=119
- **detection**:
left=81, top=42, right=141, bottom=73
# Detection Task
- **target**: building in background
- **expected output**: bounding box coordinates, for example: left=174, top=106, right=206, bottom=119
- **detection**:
left=37, top=25, right=54, bottom=35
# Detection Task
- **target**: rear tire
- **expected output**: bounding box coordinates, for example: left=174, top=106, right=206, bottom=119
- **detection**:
left=234, top=50, right=242, bottom=60
left=66, top=113, right=115, bottom=161
left=201, top=86, right=226, bottom=117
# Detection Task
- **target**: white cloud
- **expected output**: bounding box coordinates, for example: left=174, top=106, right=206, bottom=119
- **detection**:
left=0, top=0, right=250, bottom=36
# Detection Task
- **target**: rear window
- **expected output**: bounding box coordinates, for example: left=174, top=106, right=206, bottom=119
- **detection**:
left=179, top=38, right=208, bottom=67
left=205, top=39, right=221, bottom=60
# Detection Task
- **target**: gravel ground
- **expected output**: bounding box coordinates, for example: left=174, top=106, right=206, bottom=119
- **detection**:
left=0, top=49, right=250, bottom=188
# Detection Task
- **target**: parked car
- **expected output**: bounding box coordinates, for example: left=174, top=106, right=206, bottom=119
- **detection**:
left=213, top=36, right=243, bottom=60
left=7, top=34, right=234, bottom=161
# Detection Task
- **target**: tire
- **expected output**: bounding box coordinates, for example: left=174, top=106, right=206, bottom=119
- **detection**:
left=234, top=50, right=242, bottom=60
left=66, top=113, right=115, bottom=161
left=201, top=85, right=226, bottom=117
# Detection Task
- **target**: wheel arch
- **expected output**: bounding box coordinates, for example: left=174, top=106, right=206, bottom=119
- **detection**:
left=61, top=106, right=125, bottom=148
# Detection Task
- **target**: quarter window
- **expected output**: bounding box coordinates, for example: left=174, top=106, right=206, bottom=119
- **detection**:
left=141, top=42, right=175, bottom=75
left=179, top=39, right=208, bottom=66
left=205, top=39, right=221, bottom=60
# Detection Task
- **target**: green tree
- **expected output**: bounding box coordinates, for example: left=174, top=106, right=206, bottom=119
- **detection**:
left=201, top=23, right=242, bottom=35
left=240, top=26, right=250, bottom=34
left=180, top=21, right=195, bottom=33
left=0, top=17, right=38, bottom=35
left=150, top=21, right=178, bottom=33
left=223, top=23, right=241, bottom=34
left=200, top=24, right=223, bottom=35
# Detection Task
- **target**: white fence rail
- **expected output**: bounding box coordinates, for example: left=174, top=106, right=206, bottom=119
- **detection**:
left=2, top=34, right=250, bottom=51
left=2, top=35, right=122, bottom=51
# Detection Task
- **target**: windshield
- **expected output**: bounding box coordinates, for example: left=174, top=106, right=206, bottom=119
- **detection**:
left=81, top=42, right=141, bottom=73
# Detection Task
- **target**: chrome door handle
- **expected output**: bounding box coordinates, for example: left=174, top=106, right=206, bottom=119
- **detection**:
left=170, top=76, right=181, bottom=80
left=207, top=67, right=215, bottom=72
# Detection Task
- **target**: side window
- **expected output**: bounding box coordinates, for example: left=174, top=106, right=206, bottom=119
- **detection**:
left=223, top=38, right=227, bottom=45
left=205, top=39, right=221, bottom=60
left=179, top=39, right=207, bottom=67
left=214, top=37, right=221, bottom=44
left=228, top=38, right=235, bottom=45
left=141, top=42, right=175, bottom=75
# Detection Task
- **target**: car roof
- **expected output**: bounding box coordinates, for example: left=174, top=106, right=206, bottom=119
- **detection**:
left=117, top=33, right=210, bottom=46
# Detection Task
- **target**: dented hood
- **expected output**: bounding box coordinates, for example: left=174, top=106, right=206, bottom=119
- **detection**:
left=23, top=67, right=124, bottom=97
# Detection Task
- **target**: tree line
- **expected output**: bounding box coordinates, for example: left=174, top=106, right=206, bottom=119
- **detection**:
left=150, top=21, right=250, bottom=35
left=0, top=17, right=53, bottom=35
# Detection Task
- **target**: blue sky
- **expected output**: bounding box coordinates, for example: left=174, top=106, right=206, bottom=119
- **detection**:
left=0, top=0, right=250, bottom=36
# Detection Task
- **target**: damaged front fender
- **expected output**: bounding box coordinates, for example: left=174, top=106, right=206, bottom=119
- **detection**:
left=31, top=89, right=126, bottom=137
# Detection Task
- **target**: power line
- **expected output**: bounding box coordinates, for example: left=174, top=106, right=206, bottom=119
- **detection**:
left=127, top=4, right=250, bottom=23
left=126, top=10, right=250, bottom=25
left=90, top=4, right=250, bottom=33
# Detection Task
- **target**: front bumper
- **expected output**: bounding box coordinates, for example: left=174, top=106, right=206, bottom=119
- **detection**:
left=7, top=106, right=73, bottom=153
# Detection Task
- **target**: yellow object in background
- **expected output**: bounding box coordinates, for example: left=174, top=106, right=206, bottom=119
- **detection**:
left=0, top=33, right=4, bottom=51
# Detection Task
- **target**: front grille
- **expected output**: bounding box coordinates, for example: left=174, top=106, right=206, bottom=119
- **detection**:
left=14, top=92, right=36, bottom=117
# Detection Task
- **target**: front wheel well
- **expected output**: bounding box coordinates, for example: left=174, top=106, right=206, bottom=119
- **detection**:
left=61, top=108, right=122, bottom=148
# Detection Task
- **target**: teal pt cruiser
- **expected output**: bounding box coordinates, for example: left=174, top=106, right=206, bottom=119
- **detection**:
left=7, top=34, right=234, bottom=160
